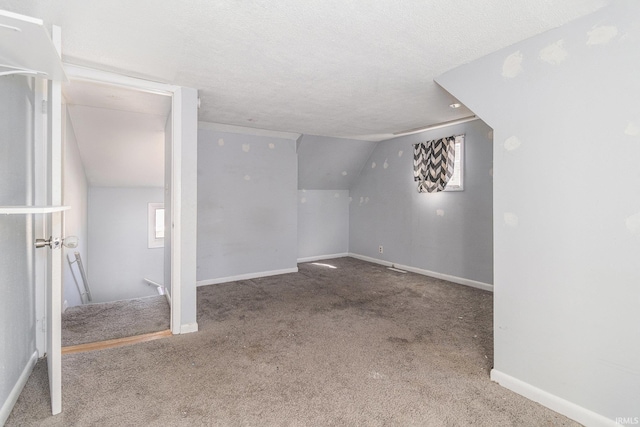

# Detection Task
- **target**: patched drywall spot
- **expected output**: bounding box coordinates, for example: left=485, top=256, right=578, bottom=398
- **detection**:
left=587, top=25, right=618, bottom=46
left=539, top=40, right=567, bottom=64
left=359, top=197, right=364, bottom=205
left=342, top=171, right=348, bottom=176
left=242, top=144, right=250, bottom=152
left=371, top=162, right=377, bottom=169
left=626, top=212, right=640, bottom=235
left=504, top=212, right=519, bottom=228
left=244, top=175, right=251, bottom=181
left=502, top=51, right=523, bottom=78
left=383, top=159, right=389, bottom=169
left=300, top=197, right=306, bottom=204
left=217, top=138, right=224, bottom=146
left=334, top=193, right=340, bottom=198
left=349, top=197, right=353, bottom=203
left=365, top=197, right=370, bottom=204
left=268, top=143, right=275, bottom=149
left=436, top=209, right=445, bottom=217
left=398, top=150, right=404, bottom=157
left=504, top=136, right=521, bottom=151
left=625, top=122, right=639, bottom=136
left=301, top=188, right=306, bottom=193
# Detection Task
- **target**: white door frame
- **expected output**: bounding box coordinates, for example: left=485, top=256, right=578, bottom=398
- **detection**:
left=33, top=75, right=48, bottom=358
left=62, top=64, right=184, bottom=333
left=47, top=26, right=64, bottom=415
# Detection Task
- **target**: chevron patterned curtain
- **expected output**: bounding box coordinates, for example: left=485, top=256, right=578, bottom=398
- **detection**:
left=413, top=136, right=457, bottom=193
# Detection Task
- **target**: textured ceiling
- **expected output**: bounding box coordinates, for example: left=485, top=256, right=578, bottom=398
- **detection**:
left=2, top=0, right=610, bottom=141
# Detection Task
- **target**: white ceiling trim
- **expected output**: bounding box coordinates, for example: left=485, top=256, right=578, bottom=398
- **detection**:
left=64, top=63, right=178, bottom=96
left=198, top=121, right=301, bottom=141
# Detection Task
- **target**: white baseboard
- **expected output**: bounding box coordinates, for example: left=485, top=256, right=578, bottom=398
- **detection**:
left=348, top=253, right=493, bottom=292
left=297, top=253, right=349, bottom=263
left=0, top=350, right=38, bottom=426
left=196, top=267, right=299, bottom=287
left=180, top=322, right=199, bottom=334
left=490, top=369, right=617, bottom=427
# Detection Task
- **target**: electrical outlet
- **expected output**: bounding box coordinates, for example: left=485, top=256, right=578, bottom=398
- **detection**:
left=379, top=245, right=383, bottom=254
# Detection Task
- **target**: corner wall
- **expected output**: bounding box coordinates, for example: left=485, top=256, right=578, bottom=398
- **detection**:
left=298, top=190, right=349, bottom=260
left=197, top=125, right=298, bottom=283
left=296, top=134, right=376, bottom=261
left=436, top=1, right=640, bottom=423
left=349, top=119, right=494, bottom=286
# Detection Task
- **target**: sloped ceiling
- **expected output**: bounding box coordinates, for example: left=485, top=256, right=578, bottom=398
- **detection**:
left=0, top=0, right=610, bottom=141
left=297, top=135, right=377, bottom=190
left=64, top=80, right=170, bottom=187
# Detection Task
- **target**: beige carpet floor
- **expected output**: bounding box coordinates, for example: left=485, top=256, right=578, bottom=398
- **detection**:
left=61, top=295, right=170, bottom=347
left=7, top=258, right=579, bottom=426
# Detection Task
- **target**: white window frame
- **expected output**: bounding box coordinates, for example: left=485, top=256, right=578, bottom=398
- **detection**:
left=444, top=135, right=464, bottom=192
left=148, top=202, right=165, bottom=248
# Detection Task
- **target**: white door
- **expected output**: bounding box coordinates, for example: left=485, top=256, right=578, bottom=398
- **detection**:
left=32, top=56, right=63, bottom=415
left=31, top=23, right=63, bottom=417
left=46, top=68, right=63, bottom=414
left=44, top=26, right=63, bottom=415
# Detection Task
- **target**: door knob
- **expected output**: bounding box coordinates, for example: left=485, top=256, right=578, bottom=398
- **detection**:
left=34, top=236, right=78, bottom=249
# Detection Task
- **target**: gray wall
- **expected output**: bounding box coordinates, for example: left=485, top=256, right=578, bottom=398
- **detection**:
left=298, top=190, right=349, bottom=259
left=349, top=119, right=494, bottom=285
left=296, top=135, right=375, bottom=260
left=436, top=1, right=639, bottom=422
left=88, top=187, right=164, bottom=302
left=0, top=76, right=37, bottom=423
left=62, top=107, right=88, bottom=308
left=197, top=127, right=298, bottom=282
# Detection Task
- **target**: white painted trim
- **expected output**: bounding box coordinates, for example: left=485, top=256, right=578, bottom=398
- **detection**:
left=47, top=25, right=63, bottom=415
left=34, top=77, right=47, bottom=358
left=170, top=88, right=183, bottom=335
left=348, top=253, right=493, bottom=292
left=490, top=370, right=617, bottom=427
left=180, top=322, right=198, bottom=334
left=0, top=351, right=38, bottom=426
left=196, top=267, right=299, bottom=287
left=60, top=64, right=189, bottom=336
left=0, top=9, right=43, bottom=25
left=63, top=64, right=178, bottom=96
left=297, top=253, right=349, bottom=263
left=394, top=115, right=479, bottom=136
left=198, top=121, right=301, bottom=141
left=0, top=205, right=70, bottom=214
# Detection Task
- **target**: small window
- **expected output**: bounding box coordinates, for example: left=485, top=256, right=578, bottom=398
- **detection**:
left=444, top=135, right=464, bottom=191
left=148, top=203, right=164, bottom=248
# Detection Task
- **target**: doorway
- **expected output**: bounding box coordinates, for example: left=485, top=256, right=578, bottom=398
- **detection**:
left=60, top=77, right=171, bottom=346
